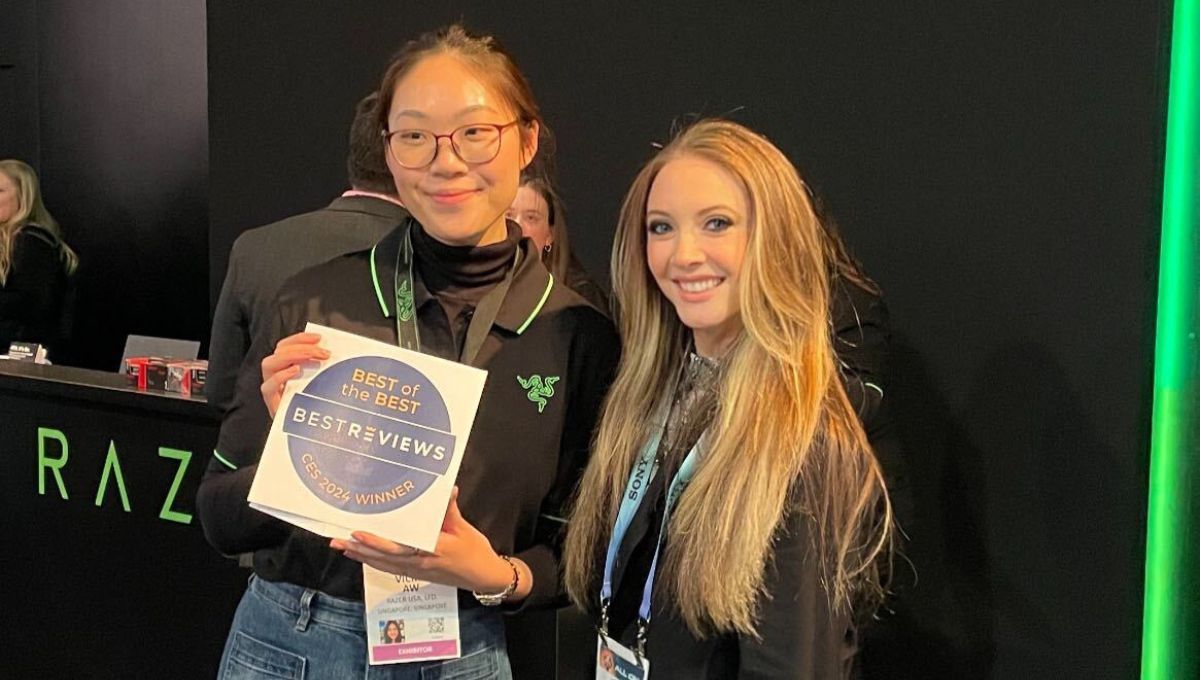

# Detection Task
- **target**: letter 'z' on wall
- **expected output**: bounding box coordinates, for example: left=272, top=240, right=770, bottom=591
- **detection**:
left=1141, top=1, right=1199, bottom=678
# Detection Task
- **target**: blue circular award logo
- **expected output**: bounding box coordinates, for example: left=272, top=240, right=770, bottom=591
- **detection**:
left=281, top=357, right=455, bottom=514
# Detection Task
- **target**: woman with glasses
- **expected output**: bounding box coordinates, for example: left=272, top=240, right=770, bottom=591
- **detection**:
left=197, top=25, right=618, bottom=679
left=563, top=119, right=893, bottom=678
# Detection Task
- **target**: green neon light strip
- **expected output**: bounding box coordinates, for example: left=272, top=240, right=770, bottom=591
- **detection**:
left=1142, top=1, right=1199, bottom=678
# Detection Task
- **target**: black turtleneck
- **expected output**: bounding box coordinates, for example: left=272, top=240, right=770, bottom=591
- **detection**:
left=409, top=219, right=520, bottom=361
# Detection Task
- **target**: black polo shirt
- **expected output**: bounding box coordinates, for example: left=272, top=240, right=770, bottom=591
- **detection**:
left=196, top=223, right=619, bottom=608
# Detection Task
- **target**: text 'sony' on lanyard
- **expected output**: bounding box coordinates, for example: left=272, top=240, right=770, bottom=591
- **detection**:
left=600, top=401, right=703, bottom=660
left=394, top=218, right=518, bottom=365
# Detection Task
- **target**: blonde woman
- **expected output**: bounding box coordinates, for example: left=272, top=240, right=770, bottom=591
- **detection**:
left=0, top=160, right=78, bottom=354
left=564, top=120, right=892, bottom=679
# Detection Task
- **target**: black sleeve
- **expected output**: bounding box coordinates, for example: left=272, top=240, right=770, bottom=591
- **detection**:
left=830, top=279, right=913, bottom=541
left=512, top=308, right=620, bottom=611
left=0, top=232, right=64, bottom=335
left=195, top=298, right=300, bottom=555
left=737, top=508, right=855, bottom=679
left=831, top=279, right=890, bottom=433
left=207, top=242, right=251, bottom=415
left=563, top=253, right=612, bottom=318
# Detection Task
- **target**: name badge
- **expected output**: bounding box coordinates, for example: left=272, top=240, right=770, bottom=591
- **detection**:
left=596, top=633, right=649, bottom=680
left=364, top=564, right=461, bottom=665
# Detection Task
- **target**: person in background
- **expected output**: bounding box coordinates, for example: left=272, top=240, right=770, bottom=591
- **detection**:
left=509, top=168, right=609, bottom=313
left=816, top=194, right=891, bottom=432
left=812, top=195, right=914, bottom=680
left=564, top=119, right=893, bottom=678
left=0, top=159, right=78, bottom=358
left=207, top=92, right=409, bottom=414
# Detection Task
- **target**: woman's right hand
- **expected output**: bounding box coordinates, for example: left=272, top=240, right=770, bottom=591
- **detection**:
left=260, top=332, right=329, bottom=417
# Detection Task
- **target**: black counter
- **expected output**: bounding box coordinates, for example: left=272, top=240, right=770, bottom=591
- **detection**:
left=0, top=359, right=215, bottom=417
left=1, top=361, right=245, bottom=678
left=0, top=362, right=585, bottom=678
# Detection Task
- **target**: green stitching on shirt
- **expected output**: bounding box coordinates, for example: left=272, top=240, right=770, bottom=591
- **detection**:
left=213, top=449, right=237, bottom=470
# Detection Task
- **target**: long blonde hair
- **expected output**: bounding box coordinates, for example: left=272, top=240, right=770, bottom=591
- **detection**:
left=0, top=160, right=78, bottom=284
left=564, top=120, right=892, bottom=638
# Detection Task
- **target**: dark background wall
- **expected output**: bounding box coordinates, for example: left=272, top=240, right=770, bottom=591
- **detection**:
left=0, top=0, right=209, bottom=369
left=0, top=0, right=41, bottom=166
left=208, top=2, right=1169, bottom=678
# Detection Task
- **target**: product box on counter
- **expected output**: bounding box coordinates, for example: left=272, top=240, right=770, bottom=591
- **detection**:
left=123, top=357, right=207, bottom=396
left=6, top=341, right=49, bottom=363
left=123, top=356, right=155, bottom=389
left=166, top=360, right=207, bottom=397
left=144, top=359, right=170, bottom=390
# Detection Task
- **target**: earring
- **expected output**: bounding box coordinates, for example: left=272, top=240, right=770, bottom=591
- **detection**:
left=543, top=244, right=553, bottom=255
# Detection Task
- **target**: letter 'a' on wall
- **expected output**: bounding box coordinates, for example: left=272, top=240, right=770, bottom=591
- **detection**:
left=1141, top=1, right=1200, bottom=678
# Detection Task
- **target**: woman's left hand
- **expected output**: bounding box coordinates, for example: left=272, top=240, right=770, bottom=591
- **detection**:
left=331, top=487, right=522, bottom=597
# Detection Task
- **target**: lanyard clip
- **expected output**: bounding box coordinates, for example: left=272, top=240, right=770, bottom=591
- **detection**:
left=599, top=599, right=611, bottom=636
left=635, top=618, right=648, bottom=660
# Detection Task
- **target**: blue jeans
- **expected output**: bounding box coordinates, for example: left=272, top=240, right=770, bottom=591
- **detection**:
left=218, top=575, right=512, bottom=680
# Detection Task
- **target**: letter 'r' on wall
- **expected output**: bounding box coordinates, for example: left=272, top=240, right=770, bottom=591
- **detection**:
left=37, top=427, right=69, bottom=499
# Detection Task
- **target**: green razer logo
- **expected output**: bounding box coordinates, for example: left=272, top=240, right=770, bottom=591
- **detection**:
left=516, top=375, right=559, bottom=413
left=396, top=280, right=415, bottom=322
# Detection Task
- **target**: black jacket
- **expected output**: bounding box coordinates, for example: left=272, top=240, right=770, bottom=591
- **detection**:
left=0, top=224, right=72, bottom=355
left=598, top=278, right=898, bottom=679
left=560, top=251, right=611, bottom=316
left=604, top=484, right=855, bottom=679
left=208, top=195, right=409, bottom=414
left=197, top=222, right=620, bottom=610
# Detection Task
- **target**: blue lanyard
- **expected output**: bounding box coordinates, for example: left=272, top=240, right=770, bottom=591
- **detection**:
left=599, top=414, right=702, bottom=656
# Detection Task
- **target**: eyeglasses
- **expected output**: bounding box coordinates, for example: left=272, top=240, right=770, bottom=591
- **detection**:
left=383, top=120, right=520, bottom=169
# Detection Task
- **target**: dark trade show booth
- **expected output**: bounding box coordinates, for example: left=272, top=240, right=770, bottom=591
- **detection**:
left=3, top=0, right=1197, bottom=678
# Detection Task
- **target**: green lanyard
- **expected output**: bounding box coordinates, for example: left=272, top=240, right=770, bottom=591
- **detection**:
left=393, top=220, right=520, bottom=366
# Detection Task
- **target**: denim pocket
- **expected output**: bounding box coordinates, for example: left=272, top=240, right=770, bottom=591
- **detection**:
left=222, top=631, right=307, bottom=679
left=420, top=647, right=500, bottom=680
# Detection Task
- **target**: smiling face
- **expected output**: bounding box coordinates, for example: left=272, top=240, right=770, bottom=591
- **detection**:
left=383, top=54, right=537, bottom=246
left=645, top=155, right=751, bottom=358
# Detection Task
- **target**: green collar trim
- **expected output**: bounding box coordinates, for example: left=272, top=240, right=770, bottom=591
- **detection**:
left=516, top=274, right=554, bottom=335
left=369, top=244, right=390, bottom=318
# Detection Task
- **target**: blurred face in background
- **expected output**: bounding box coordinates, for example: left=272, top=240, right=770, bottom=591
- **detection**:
left=507, top=185, right=553, bottom=251
left=0, top=171, right=19, bottom=225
